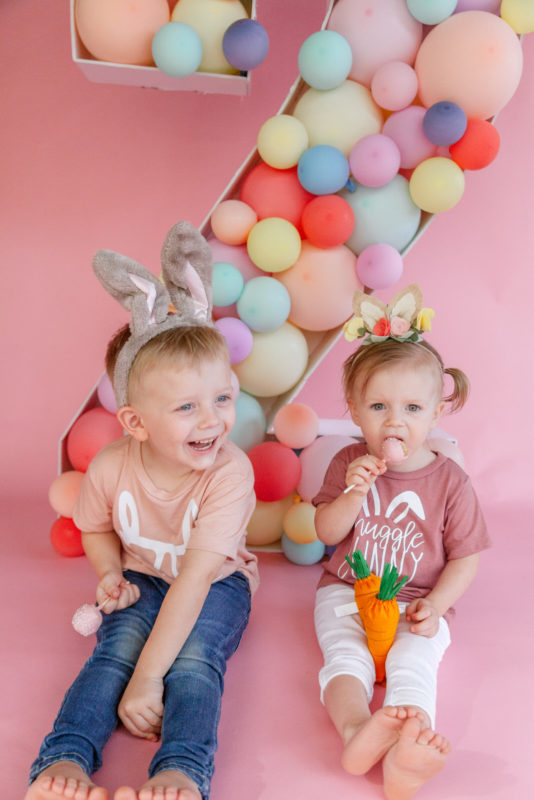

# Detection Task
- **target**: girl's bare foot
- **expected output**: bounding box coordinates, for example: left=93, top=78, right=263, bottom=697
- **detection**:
left=114, top=770, right=202, bottom=800
left=342, top=706, right=427, bottom=776
left=383, top=717, right=451, bottom=800
left=24, top=761, right=108, bottom=800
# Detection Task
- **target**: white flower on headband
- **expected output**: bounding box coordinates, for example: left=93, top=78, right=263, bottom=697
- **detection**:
left=343, top=284, right=435, bottom=345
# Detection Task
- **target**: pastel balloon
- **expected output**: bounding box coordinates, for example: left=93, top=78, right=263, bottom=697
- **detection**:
left=236, top=276, right=291, bottom=332
left=298, top=145, right=350, bottom=196
left=371, top=61, right=419, bottom=111
left=382, top=106, right=437, bottom=169
left=233, top=322, right=308, bottom=397
left=409, top=157, right=465, bottom=213
left=228, top=391, right=266, bottom=452
left=298, top=30, right=353, bottom=90
left=283, top=501, right=318, bottom=544
left=297, top=434, right=355, bottom=501
left=349, top=134, right=401, bottom=188
left=214, top=317, right=253, bottom=363
left=171, top=0, right=246, bottom=74
left=273, top=403, right=319, bottom=450
left=415, top=11, right=524, bottom=119
left=449, top=119, right=500, bottom=170
left=152, top=22, right=202, bottom=77
left=356, top=243, right=404, bottom=290
left=246, top=494, right=294, bottom=546
left=50, top=517, right=85, bottom=558
left=500, top=0, right=534, bottom=33
left=208, top=239, right=263, bottom=282
left=222, top=18, right=269, bottom=70
left=210, top=200, right=257, bottom=245
left=240, top=164, right=313, bottom=231
left=293, top=80, right=383, bottom=156
left=341, top=175, right=421, bottom=255
left=97, top=373, right=117, bottom=414
left=257, top=115, right=309, bottom=170
left=407, top=0, right=458, bottom=25
left=212, top=261, right=245, bottom=307
left=247, top=441, right=302, bottom=502
left=277, top=242, right=360, bottom=331
left=67, top=408, right=123, bottom=473
left=247, top=218, right=301, bottom=273
left=281, top=533, right=325, bottom=565
left=75, top=0, right=169, bottom=65
left=301, top=195, right=355, bottom=249
left=454, top=0, right=500, bottom=10
left=423, top=102, right=467, bottom=146
left=49, top=471, right=85, bottom=518
left=327, top=0, right=423, bottom=87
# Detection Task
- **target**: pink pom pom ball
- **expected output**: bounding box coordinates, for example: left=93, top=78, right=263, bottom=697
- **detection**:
left=72, top=604, right=103, bottom=636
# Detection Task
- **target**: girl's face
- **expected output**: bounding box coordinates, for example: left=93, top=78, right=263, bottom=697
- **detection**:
left=347, top=361, right=445, bottom=471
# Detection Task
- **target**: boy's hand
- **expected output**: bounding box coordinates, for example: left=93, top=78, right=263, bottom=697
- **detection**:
left=406, top=597, right=440, bottom=637
left=345, top=454, right=386, bottom=497
left=118, top=673, right=164, bottom=741
left=96, top=571, right=140, bottom=613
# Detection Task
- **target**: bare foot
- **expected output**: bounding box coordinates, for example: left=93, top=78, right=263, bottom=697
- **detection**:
left=342, top=706, right=427, bottom=776
left=114, top=770, right=201, bottom=800
left=383, top=717, right=451, bottom=800
left=24, top=761, right=108, bottom=800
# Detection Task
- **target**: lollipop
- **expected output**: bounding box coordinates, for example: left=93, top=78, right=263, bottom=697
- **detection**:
left=71, top=599, right=110, bottom=636
left=381, top=437, right=408, bottom=463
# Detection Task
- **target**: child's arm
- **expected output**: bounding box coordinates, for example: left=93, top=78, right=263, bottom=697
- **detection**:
left=82, top=530, right=140, bottom=612
left=406, top=553, right=480, bottom=636
left=315, top=454, right=386, bottom=545
left=118, top=547, right=226, bottom=741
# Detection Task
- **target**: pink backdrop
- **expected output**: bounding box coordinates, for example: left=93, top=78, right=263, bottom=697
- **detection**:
left=1, top=0, right=533, bottom=517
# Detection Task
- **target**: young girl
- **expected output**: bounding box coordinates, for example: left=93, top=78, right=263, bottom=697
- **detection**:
left=313, top=285, right=490, bottom=800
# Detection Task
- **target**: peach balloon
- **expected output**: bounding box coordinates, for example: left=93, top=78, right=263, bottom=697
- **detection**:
left=48, top=471, right=85, bottom=518
left=273, top=402, right=320, bottom=450
left=233, top=322, right=308, bottom=397
left=415, top=11, right=524, bottom=119
left=210, top=200, right=257, bottom=245
left=277, top=242, right=361, bottom=331
left=283, top=500, right=318, bottom=544
left=246, top=493, right=294, bottom=547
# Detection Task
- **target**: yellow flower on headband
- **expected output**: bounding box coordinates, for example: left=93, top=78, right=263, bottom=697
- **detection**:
left=343, top=316, right=365, bottom=342
left=415, top=307, right=435, bottom=332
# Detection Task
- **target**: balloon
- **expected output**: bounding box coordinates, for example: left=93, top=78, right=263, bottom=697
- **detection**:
left=50, top=517, right=85, bottom=558
left=301, top=195, right=355, bottom=249
left=356, top=243, right=404, bottom=290
left=212, top=261, right=245, bottom=307
left=297, top=145, right=350, bottom=196
left=298, top=434, right=356, bottom=501
left=371, top=61, right=419, bottom=111
left=500, top=0, right=534, bottom=34
left=75, top=0, right=169, bottom=65
left=246, top=218, right=301, bottom=273
left=171, top=0, right=246, bottom=75
left=214, top=317, right=253, bottom=363
left=222, top=18, right=269, bottom=70
left=281, top=533, right=325, bottom=565
left=349, top=134, right=401, bottom=188
left=152, top=22, right=203, bottom=77
left=97, top=373, right=117, bottom=414
left=422, top=102, right=467, bottom=147
left=415, top=11, right=524, bottom=119
left=228, top=391, right=266, bottom=452
left=210, top=200, right=257, bottom=245
left=409, top=157, right=465, bottom=213
left=208, top=239, right=263, bottom=282
left=257, top=115, right=309, bottom=170
left=48, top=471, right=85, bottom=518
left=454, top=0, right=500, bottom=11
left=327, top=0, right=423, bottom=87
left=283, top=500, right=318, bottom=544
left=277, top=242, right=360, bottom=331
left=341, top=175, right=421, bottom=255
left=298, top=30, right=353, bottom=90
left=382, top=106, right=437, bottom=170
left=406, top=0, right=458, bottom=25
left=240, top=163, right=313, bottom=231
left=449, top=119, right=500, bottom=170
left=233, top=322, right=308, bottom=397
left=247, top=441, right=302, bottom=502
left=246, top=493, right=294, bottom=546
left=273, top=402, right=319, bottom=449
left=67, top=408, right=123, bottom=473
left=293, top=80, right=383, bottom=156
left=236, top=276, right=291, bottom=332
left=428, top=436, right=465, bottom=468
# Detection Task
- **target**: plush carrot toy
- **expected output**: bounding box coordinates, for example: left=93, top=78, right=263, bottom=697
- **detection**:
left=344, top=550, right=381, bottom=615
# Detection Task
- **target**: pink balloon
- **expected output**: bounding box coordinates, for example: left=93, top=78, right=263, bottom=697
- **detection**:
left=298, top=435, right=356, bottom=502
left=349, top=134, right=401, bottom=188
left=207, top=239, right=264, bottom=283
left=214, top=317, right=253, bottom=364
left=382, top=106, right=436, bottom=170
left=356, top=243, right=403, bottom=290
left=454, top=0, right=500, bottom=11
left=97, top=372, right=117, bottom=414
left=371, top=61, right=419, bottom=111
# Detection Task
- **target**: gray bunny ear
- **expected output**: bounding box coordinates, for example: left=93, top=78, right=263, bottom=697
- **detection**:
left=160, top=221, right=213, bottom=323
left=93, top=250, right=171, bottom=337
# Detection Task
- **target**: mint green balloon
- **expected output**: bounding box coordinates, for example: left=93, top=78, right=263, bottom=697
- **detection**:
left=213, top=262, right=244, bottom=307
left=236, top=276, right=291, bottom=333
left=298, top=30, right=353, bottom=90
left=228, top=391, right=266, bottom=452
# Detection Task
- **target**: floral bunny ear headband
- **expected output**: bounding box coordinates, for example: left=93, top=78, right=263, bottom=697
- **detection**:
left=343, top=283, right=435, bottom=346
left=93, top=221, right=214, bottom=407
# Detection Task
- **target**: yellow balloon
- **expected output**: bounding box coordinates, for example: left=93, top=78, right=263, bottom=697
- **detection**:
left=246, top=218, right=302, bottom=273
left=246, top=494, right=294, bottom=546
left=257, top=115, right=309, bottom=169
left=283, top=500, right=318, bottom=544
left=233, top=322, right=309, bottom=397
left=409, top=157, right=465, bottom=214
left=172, top=0, right=246, bottom=74
left=501, top=0, right=534, bottom=34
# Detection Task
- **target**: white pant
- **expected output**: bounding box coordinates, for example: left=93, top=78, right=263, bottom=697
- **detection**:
left=314, top=584, right=451, bottom=726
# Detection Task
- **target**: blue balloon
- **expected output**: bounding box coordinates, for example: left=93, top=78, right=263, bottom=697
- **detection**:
left=228, top=391, right=266, bottom=452
left=152, top=22, right=203, bottom=78
left=282, top=534, right=325, bottom=565
left=407, top=0, right=457, bottom=25
left=222, top=19, right=269, bottom=71
left=298, top=145, right=350, bottom=195
left=236, top=276, right=291, bottom=332
left=423, top=102, right=467, bottom=146
left=213, top=262, right=244, bottom=307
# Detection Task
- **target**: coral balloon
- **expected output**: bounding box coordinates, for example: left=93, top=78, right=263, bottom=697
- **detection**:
left=247, top=441, right=302, bottom=502
left=210, top=200, right=257, bottom=245
left=50, top=517, right=85, bottom=558
left=273, top=403, right=320, bottom=450
left=172, top=0, right=247, bottom=74
left=356, top=243, right=404, bottom=290
left=283, top=500, right=318, bottom=544
left=246, top=494, right=294, bottom=547
left=382, top=106, right=437, bottom=170
left=233, top=322, right=308, bottom=398
left=240, top=164, right=313, bottom=231
left=349, top=134, right=401, bottom=188
left=298, top=435, right=356, bottom=501
left=371, top=61, right=418, bottom=111
left=257, top=115, right=309, bottom=170
left=246, top=218, right=301, bottom=273
left=49, top=471, right=85, bottom=518
left=228, top=391, right=266, bottom=452
left=301, top=195, right=355, bottom=249
left=66, top=408, right=123, bottom=473
left=298, top=30, right=353, bottom=90
left=282, top=533, right=325, bottom=565
left=409, top=157, right=465, bottom=213
left=449, top=119, right=500, bottom=170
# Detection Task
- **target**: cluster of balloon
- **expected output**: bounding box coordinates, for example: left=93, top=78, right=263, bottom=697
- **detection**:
left=75, top=0, right=269, bottom=78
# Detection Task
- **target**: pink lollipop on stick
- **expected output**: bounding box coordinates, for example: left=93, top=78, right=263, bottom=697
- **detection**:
left=72, top=598, right=110, bottom=637
left=344, top=438, right=408, bottom=494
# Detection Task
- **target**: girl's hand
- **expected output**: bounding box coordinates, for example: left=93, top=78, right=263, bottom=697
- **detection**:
left=345, top=454, right=386, bottom=497
left=118, top=673, right=164, bottom=741
left=96, top=571, right=140, bottom=613
left=406, top=597, right=440, bottom=637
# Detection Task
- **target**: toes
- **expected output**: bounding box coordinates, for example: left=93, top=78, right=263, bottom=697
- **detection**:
left=114, top=787, right=138, bottom=800
left=399, top=716, right=422, bottom=744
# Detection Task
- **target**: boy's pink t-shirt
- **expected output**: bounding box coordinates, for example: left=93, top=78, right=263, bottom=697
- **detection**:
left=313, top=443, right=491, bottom=619
left=73, top=436, right=259, bottom=593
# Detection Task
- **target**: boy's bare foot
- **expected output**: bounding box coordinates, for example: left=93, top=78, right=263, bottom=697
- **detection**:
left=114, top=770, right=202, bottom=800
left=342, top=706, right=427, bottom=776
left=383, top=717, right=451, bottom=800
left=24, top=761, right=108, bottom=800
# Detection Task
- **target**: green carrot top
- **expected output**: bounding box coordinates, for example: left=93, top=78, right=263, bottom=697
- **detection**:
left=377, top=563, right=409, bottom=600
left=345, top=549, right=371, bottom=579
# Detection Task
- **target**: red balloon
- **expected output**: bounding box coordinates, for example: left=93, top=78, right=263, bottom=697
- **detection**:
left=240, top=163, right=313, bottom=232
left=67, top=407, right=123, bottom=472
left=449, top=119, right=500, bottom=171
left=301, top=195, right=355, bottom=249
left=50, top=516, right=85, bottom=557
left=247, top=441, right=302, bottom=502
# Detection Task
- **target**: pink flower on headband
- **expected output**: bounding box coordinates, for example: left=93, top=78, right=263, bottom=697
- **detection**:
left=390, top=316, right=411, bottom=336
left=373, top=318, right=391, bottom=337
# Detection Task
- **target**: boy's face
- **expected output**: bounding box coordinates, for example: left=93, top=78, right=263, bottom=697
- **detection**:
left=129, top=356, right=236, bottom=481
left=347, top=362, right=445, bottom=471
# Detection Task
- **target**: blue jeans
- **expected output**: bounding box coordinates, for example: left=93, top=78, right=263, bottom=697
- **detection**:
left=29, top=569, right=251, bottom=799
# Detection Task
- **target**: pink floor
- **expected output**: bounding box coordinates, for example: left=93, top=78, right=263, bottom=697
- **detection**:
left=4, top=497, right=532, bottom=799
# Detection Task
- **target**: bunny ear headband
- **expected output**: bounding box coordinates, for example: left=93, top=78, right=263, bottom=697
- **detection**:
left=343, top=283, right=436, bottom=346
left=93, top=221, right=213, bottom=407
